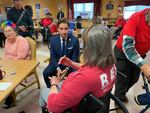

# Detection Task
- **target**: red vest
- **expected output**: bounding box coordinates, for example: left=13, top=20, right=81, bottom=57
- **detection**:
left=41, top=18, right=52, bottom=27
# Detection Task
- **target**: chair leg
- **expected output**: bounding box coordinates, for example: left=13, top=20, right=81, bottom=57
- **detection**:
left=12, top=91, right=17, bottom=106
left=34, top=70, right=41, bottom=89
left=24, top=78, right=27, bottom=83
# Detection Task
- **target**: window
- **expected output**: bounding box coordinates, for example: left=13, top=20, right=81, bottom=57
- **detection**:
left=74, top=3, right=94, bottom=19
left=124, top=5, right=150, bottom=19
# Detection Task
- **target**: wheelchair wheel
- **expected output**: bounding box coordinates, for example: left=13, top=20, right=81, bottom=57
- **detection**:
left=109, top=94, right=129, bottom=113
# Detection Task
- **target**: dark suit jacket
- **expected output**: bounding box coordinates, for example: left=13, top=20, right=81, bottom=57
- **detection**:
left=57, top=11, right=65, bottom=20
left=50, top=33, right=80, bottom=70
left=7, top=7, right=34, bottom=37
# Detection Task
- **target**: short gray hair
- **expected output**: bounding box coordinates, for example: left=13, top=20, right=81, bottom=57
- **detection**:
left=83, top=25, right=115, bottom=68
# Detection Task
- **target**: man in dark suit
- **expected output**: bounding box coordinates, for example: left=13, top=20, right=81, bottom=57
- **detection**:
left=57, top=8, right=65, bottom=20
left=43, top=18, right=80, bottom=88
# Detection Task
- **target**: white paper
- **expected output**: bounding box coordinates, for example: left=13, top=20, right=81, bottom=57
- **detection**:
left=0, top=82, right=12, bottom=91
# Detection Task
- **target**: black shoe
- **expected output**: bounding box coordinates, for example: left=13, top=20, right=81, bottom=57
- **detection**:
left=42, top=107, right=49, bottom=113
left=2, top=95, right=14, bottom=109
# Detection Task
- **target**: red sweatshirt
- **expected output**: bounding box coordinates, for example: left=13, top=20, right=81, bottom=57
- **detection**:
left=116, top=8, right=150, bottom=56
left=47, top=65, right=116, bottom=113
left=115, top=18, right=126, bottom=27
left=41, top=18, right=52, bottom=27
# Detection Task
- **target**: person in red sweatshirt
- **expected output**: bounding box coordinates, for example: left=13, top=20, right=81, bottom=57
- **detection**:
left=41, top=12, right=53, bottom=27
left=41, top=12, right=53, bottom=42
left=39, top=25, right=116, bottom=113
left=115, top=13, right=126, bottom=28
left=114, top=8, right=150, bottom=102
left=113, top=13, right=126, bottom=39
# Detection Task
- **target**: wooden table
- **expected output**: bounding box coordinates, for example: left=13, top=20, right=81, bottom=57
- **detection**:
left=0, top=59, right=39, bottom=103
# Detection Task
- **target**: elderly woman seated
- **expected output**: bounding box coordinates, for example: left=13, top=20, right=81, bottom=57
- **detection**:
left=1, top=21, right=30, bottom=108
left=39, top=25, right=116, bottom=113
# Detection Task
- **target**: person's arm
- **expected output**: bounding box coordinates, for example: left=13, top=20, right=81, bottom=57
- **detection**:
left=26, top=12, right=34, bottom=34
left=49, top=76, right=59, bottom=95
left=122, top=35, right=145, bottom=67
left=26, top=11, right=34, bottom=28
left=59, top=56, right=82, bottom=70
left=15, top=37, right=30, bottom=59
left=47, top=73, right=92, bottom=113
left=69, top=60, right=82, bottom=70
left=122, top=35, right=150, bottom=80
left=121, top=13, right=150, bottom=80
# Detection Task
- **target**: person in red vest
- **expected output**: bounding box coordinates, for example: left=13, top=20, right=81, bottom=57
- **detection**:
left=113, top=13, right=126, bottom=39
left=114, top=8, right=150, bottom=102
left=115, top=13, right=126, bottom=28
left=49, top=19, right=58, bottom=35
left=41, top=12, right=52, bottom=27
left=41, top=12, right=53, bottom=42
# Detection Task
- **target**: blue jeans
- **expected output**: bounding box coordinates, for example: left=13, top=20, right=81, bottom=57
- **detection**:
left=39, top=82, right=62, bottom=107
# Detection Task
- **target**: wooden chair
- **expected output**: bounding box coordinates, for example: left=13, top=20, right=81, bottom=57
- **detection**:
left=12, top=37, right=40, bottom=105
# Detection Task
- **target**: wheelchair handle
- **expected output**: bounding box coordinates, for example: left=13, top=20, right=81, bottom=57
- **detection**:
left=141, top=72, right=150, bottom=84
left=141, top=72, right=150, bottom=93
left=117, top=71, right=127, bottom=78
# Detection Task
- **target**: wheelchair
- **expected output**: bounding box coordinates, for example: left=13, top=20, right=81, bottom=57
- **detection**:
left=41, top=71, right=129, bottom=113
left=42, top=92, right=129, bottom=113
left=134, top=73, right=150, bottom=113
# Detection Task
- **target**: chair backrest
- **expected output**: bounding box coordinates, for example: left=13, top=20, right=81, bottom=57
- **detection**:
left=26, top=37, right=36, bottom=60
left=78, top=91, right=111, bottom=113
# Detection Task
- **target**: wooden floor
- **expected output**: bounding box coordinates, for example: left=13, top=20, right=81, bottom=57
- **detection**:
left=0, top=38, right=150, bottom=113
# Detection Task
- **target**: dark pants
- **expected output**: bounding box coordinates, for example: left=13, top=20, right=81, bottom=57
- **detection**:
left=43, top=64, right=57, bottom=88
left=114, top=46, right=142, bottom=97
left=113, top=27, right=122, bottom=40
left=19, top=31, right=33, bottom=38
left=43, top=63, right=75, bottom=88
left=41, top=27, right=52, bottom=43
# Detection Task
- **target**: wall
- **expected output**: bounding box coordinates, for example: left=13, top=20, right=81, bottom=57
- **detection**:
left=0, top=0, right=124, bottom=19
left=101, top=0, right=123, bottom=18
left=23, top=0, right=68, bottom=19
left=0, top=0, right=68, bottom=19
left=0, top=0, right=12, bottom=13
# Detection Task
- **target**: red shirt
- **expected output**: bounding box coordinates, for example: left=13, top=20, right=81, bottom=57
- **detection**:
left=115, top=18, right=126, bottom=27
left=41, top=18, right=52, bottom=27
left=47, top=65, right=116, bottom=113
left=116, top=9, right=150, bottom=56
left=50, top=23, right=57, bottom=34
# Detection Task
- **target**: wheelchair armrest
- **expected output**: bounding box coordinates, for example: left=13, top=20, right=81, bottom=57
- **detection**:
left=86, top=94, right=104, bottom=107
left=117, top=71, right=127, bottom=78
left=110, top=93, right=129, bottom=113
